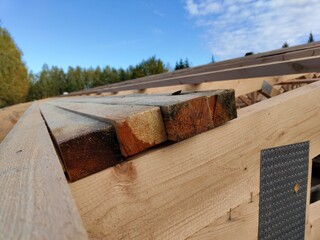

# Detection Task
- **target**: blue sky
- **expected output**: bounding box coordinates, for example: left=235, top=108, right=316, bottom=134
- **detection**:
left=1, top=0, right=319, bottom=73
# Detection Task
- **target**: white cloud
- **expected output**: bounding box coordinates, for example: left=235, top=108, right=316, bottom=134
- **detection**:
left=153, top=10, right=166, bottom=17
left=184, top=0, right=320, bottom=60
left=185, top=0, right=221, bottom=16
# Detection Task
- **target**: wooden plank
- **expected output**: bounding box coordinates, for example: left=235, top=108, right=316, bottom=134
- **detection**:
left=67, top=42, right=320, bottom=96
left=187, top=193, right=259, bottom=240
left=58, top=90, right=237, bottom=141
left=310, top=200, right=320, bottom=240
left=0, top=102, right=32, bottom=143
left=94, top=56, right=320, bottom=93
left=97, top=73, right=308, bottom=98
left=260, top=80, right=281, bottom=98
left=279, top=78, right=320, bottom=85
left=70, top=81, right=320, bottom=240
left=40, top=103, right=122, bottom=182
left=0, top=103, right=88, bottom=239
left=189, top=188, right=317, bottom=240
left=238, top=95, right=252, bottom=106
left=106, top=47, right=320, bottom=88
left=49, top=102, right=167, bottom=156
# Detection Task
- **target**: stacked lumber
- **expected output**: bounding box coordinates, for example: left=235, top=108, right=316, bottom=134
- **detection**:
left=41, top=90, right=237, bottom=182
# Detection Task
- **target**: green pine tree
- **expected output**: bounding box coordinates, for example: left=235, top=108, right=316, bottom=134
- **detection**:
left=308, top=32, right=314, bottom=43
left=211, top=54, right=215, bottom=63
left=282, top=42, right=289, bottom=48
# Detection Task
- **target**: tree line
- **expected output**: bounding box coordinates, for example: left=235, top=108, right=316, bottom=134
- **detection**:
left=27, top=56, right=168, bottom=101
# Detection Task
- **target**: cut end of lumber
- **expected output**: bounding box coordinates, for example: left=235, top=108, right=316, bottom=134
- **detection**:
left=115, top=107, right=167, bottom=156
left=213, top=89, right=237, bottom=126
left=162, top=96, right=214, bottom=141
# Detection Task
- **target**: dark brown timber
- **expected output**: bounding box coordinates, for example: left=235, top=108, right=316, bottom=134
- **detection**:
left=40, top=103, right=122, bottom=182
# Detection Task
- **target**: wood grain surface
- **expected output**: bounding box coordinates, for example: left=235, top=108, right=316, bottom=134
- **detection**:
left=0, top=103, right=88, bottom=239
left=49, top=102, right=167, bottom=156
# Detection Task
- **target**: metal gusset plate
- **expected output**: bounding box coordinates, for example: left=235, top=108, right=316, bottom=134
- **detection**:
left=258, top=141, right=309, bottom=240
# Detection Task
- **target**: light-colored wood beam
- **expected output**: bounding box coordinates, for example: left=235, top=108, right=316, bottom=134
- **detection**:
left=93, top=74, right=309, bottom=98
left=70, top=81, right=320, bottom=240
left=67, top=42, right=320, bottom=96
left=260, top=80, right=281, bottom=98
left=310, top=200, right=320, bottom=240
left=0, top=103, right=88, bottom=239
left=93, top=55, right=320, bottom=93
left=0, top=102, right=31, bottom=143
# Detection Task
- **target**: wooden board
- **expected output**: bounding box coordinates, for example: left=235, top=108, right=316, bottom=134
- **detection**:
left=97, top=73, right=309, bottom=98
left=260, top=80, right=281, bottom=98
left=0, top=102, right=32, bottom=143
left=67, top=42, right=320, bottom=96
left=187, top=193, right=259, bottom=240
left=279, top=78, right=320, bottom=85
left=49, top=102, right=167, bottom=156
left=103, top=47, right=320, bottom=89
left=188, top=194, right=319, bottom=240
left=310, top=200, right=320, bottom=240
left=40, top=103, right=123, bottom=182
left=70, top=81, right=320, bottom=240
left=57, top=90, right=237, bottom=141
left=91, top=55, right=320, bottom=94
left=0, top=103, right=88, bottom=239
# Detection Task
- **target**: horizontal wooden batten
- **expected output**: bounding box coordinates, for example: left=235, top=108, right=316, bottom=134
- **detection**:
left=67, top=42, right=320, bottom=96
left=70, top=82, right=320, bottom=240
left=96, top=73, right=310, bottom=98
left=40, top=103, right=123, bottom=182
left=0, top=103, right=88, bottom=239
left=99, top=46, right=320, bottom=90
left=279, top=78, right=320, bottom=85
left=93, top=56, right=320, bottom=94
left=49, top=102, right=167, bottom=156
left=57, top=90, right=237, bottom=141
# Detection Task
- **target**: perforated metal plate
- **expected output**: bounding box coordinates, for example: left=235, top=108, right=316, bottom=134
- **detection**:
left=258, top=141, right=309, bottom=240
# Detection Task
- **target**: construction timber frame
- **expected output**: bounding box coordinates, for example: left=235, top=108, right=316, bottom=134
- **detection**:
left=1, top=42, right=320, bottom=240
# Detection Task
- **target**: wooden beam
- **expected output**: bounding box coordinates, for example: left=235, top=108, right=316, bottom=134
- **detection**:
left=40, top=103, right=123, bottom=182
left=0, top=103, right=88, bottom=239
left=187, top=193, right=259, bottom=240
left=0, top=102, right=32, bottom=143
left=57, top=90, right=237, bottom=141
left=310, top=200, right=320, bottom=240
left=66, top=42, right=320, bottom=96
left=49, top=102, right=167, bottom=156
left=103, top=42, right=320, bottom=89
left=70, top=81, right=320, bottom=240
left=188, top=193, right=320, bottom=240
left=65, top=73, right=309, bottom=101
left=279, top=78, right=320, bottom=85
left=260, top=80, right=281, bottom=98
left=238, top=96, right=252, bottom=106
left=93, top=56, right=320, bottom=93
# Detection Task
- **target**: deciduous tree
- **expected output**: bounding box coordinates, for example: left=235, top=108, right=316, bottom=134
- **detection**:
left=0, top=26, right=29, bottom=107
